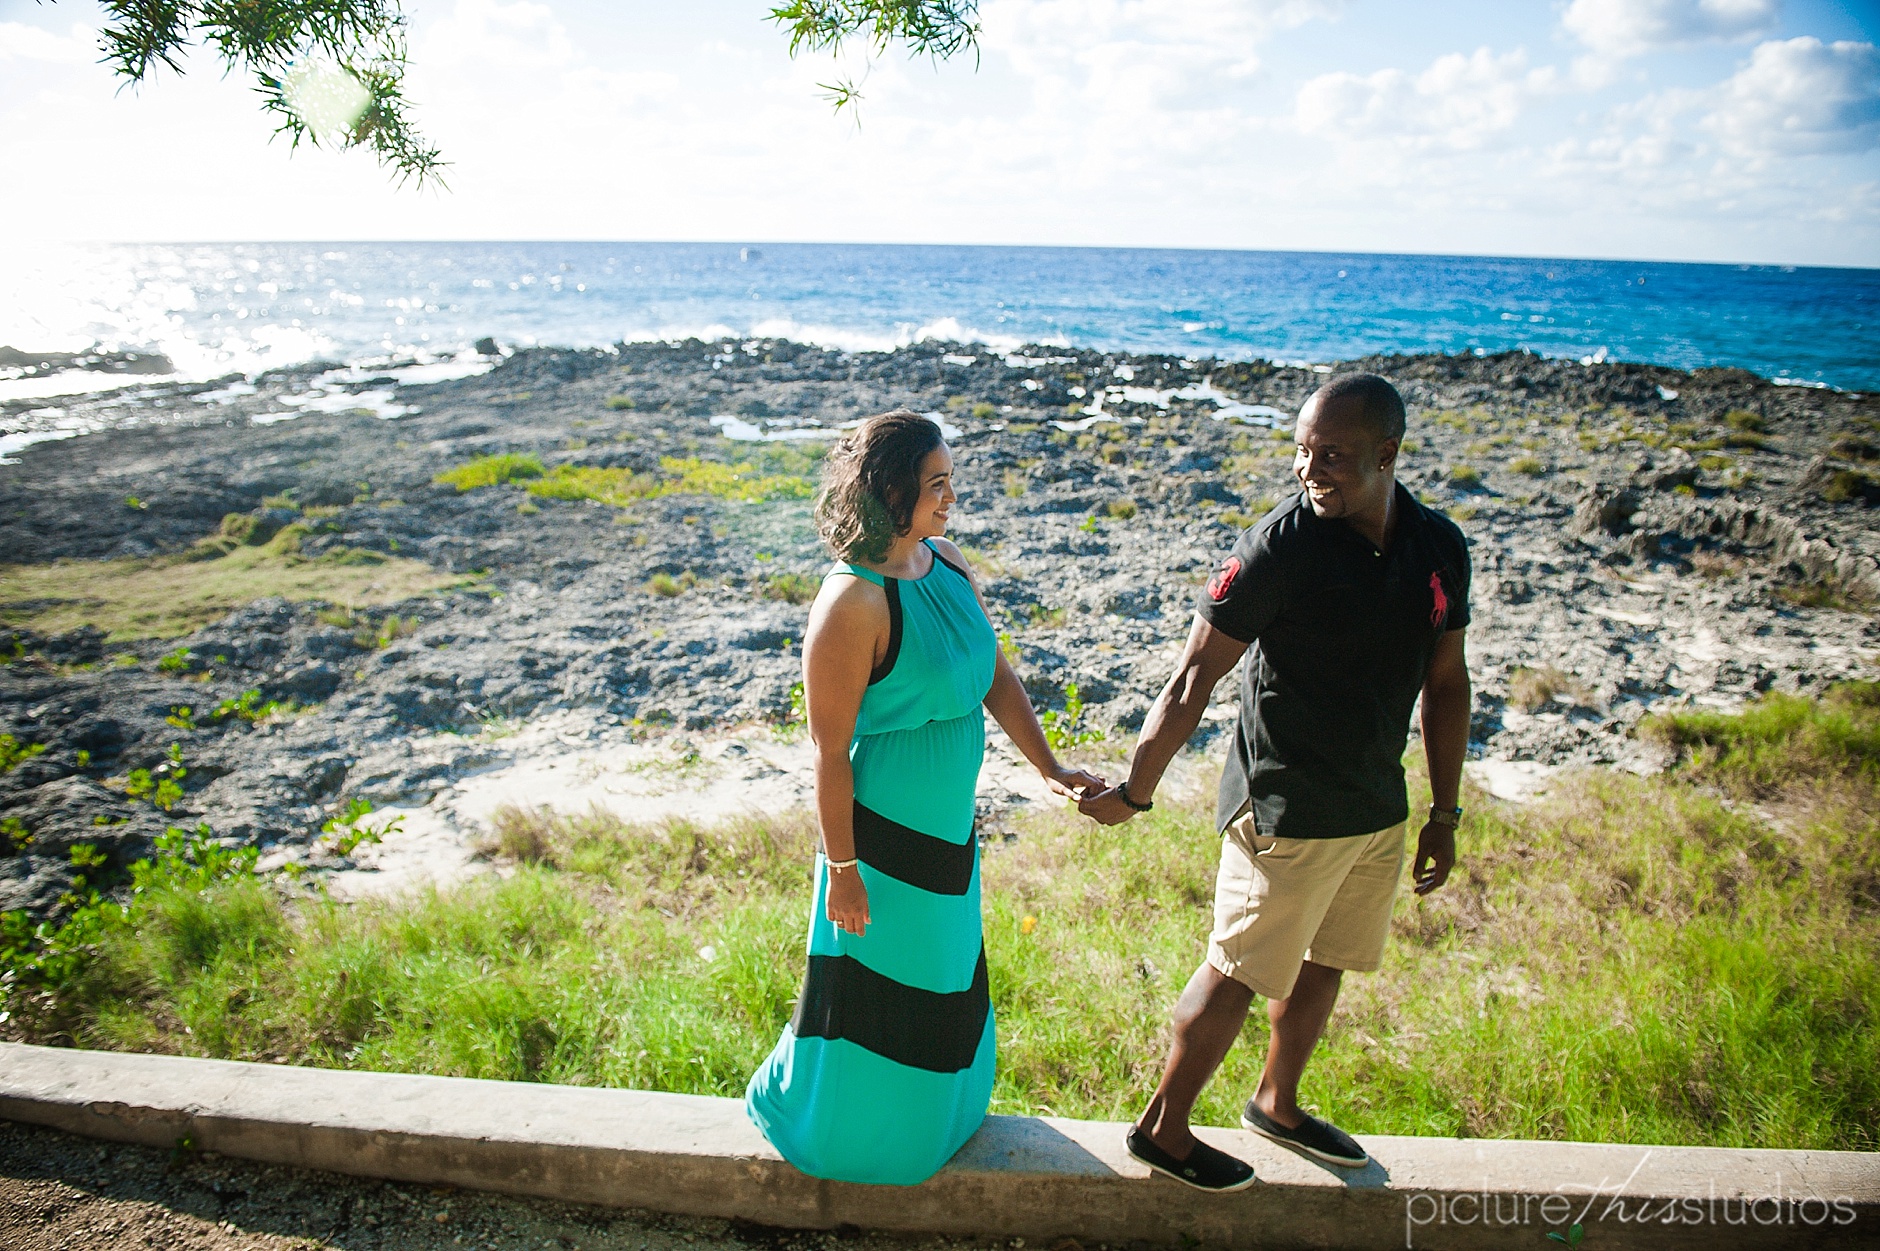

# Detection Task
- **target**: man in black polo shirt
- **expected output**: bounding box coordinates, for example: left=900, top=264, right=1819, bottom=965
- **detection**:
left=1080, top=372, right=1472, bottom=1191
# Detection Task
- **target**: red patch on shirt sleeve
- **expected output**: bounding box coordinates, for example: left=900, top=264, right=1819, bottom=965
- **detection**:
left=1208, top=556, right=1243, bottom=601
left=1429, top=571, right=1450, bottom=628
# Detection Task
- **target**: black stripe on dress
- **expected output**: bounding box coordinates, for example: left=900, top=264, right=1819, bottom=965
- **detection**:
left=930, top=545, right=973, bottom=583
left=790, top=946, right=990, bottom=1073
left=852, top=800, right=976, bottom=896
left=869, top=578, right=903, bottom=685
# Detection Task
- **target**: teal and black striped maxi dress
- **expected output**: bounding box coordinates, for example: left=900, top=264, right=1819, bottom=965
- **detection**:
left=746, top=539, right=998, bottom=1185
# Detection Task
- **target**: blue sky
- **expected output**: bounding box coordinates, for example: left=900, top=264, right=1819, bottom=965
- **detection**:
left=2, top=0, right=1876, bottom=264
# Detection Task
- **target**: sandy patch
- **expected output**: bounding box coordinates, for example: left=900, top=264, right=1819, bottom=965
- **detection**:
left=321, top=713, right=1142, bottom=900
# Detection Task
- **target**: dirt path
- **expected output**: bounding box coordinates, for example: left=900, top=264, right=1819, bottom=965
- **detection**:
left=0, top=1121, right=1027, bottom=1251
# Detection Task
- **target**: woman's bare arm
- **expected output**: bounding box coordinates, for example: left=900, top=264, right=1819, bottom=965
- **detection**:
left=803, top=574, right=887, bottom=934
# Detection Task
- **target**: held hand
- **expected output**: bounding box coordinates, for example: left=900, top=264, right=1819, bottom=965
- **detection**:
left=1045, top=767, right=1108, bottom=801
left=1077, top=784, right=1141, bottom=827
left=1412, top=820, right=1456, bottom=896
left=826, top=867, right=870, bottom=935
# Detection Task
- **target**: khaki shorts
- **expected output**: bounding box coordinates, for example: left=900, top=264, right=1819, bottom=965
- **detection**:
left=1206, top=808, right=1406, bottom=1000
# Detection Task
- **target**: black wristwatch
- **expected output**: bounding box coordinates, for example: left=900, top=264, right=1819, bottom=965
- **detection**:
left=1120, top=785, right=1154, bottom=813
left=1428, top=805, right=1462, bottom=827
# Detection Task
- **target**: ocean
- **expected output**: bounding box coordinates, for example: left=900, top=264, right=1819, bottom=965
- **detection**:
left=3, top=242, right=1876, bottom=403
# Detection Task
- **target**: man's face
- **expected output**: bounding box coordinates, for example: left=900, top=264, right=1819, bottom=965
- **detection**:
left=1292, top=398, right=1397, bottom=521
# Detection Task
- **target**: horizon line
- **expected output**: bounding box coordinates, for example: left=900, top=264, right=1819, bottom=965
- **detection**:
left=17, top=240, right=1879, bottom=274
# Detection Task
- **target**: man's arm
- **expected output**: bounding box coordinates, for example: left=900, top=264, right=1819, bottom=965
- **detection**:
left=1412, top=628, right=1470, bottom=896
left=1079, top=615, right=1249, bottom=825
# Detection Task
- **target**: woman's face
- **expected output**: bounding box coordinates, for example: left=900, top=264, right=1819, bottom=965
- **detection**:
left=907, top=443, right=956, bottom=540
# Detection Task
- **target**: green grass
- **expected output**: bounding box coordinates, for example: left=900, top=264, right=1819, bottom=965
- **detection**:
left=0, top=539, right=467, bottom=641
left=523, top=458, right=814, bottom=508
left=5, top=688, right=1877, bottom=1150
left=434, top=452, right=546, bottom=491
left=437, top=448, right=819, bottom=511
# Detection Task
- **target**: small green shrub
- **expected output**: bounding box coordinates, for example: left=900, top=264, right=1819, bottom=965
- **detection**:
left=1724, top=409, right=1766, bottom=432
left=0, top=734, right=47, bottom=774
left=1509, top=456, right=1546, bottom=476
left=213, top=689, right=293, bottom=724
left=1509, top=666, right=1591, bottom=712
left=997, top=631, right=1021, bottom=666
left=322, top=797, right=401, bottom=857
left=647, top=571, right=698, bottom=598
left=1027, top=604, right=1067, bottom=629
left=359, top=613, right=418, bottom=649
left=156, top=647, right=192, bottom=674
left=1823, top=470, right=1874, bottom=504
left=1831, top=434, right=1878, bottom=461
left=761, top=572, right=819, bottom=605
left=971, top=402, right=997, bottom=420
left=1040, top=683, right=1104, bottom=750
left=1725, top=431, right=1771, bottom=450
left=604, top=395, right=637, bottom=411
left=1105, top=497, right=1138, bottom=520
left=1447, top=464, right=1481, bottom=487
left=1003, top=470, right=1028, bottom=498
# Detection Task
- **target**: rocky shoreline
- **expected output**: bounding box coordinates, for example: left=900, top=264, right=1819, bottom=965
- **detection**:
left=2, top=338, right=1876, bottom=915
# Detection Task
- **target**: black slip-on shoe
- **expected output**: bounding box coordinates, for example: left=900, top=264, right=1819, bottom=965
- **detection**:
left=1124, top=1125, right=1257, bottom=1192
left=1240, top=1101, right=1369, bottom=1167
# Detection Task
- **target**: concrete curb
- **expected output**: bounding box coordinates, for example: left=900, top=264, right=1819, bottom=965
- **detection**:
left=3, top=1043, right=1876, bottom=1249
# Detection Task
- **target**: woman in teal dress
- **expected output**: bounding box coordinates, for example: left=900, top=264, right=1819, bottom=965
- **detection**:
left=746, top=410, right=1105, bottom=1186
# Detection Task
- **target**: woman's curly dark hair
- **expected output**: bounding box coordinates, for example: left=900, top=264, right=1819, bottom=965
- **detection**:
left=815, top=409, right=946, bottom=564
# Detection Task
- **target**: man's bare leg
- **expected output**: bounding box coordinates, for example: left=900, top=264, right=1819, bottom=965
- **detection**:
left=1136, top=963, right=1255, bottom=1159
left=1249, top=959, right=1344, bottom=1128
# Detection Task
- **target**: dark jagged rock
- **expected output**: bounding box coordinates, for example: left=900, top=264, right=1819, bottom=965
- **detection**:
left=1, top=338, right=1876, bottom=916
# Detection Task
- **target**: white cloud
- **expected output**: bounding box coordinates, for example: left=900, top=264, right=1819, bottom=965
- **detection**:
left=1562, top=0, right=1779, bottom=58
left=1704, top=36, right=1880, bottom=156
left=0, top=1, right=1874, bottom=264
left=1296, top=47, right=1560, bottom=150
left=978, top=0, right=1337, bottom=151
left=0, top=20, right=97, bottom=65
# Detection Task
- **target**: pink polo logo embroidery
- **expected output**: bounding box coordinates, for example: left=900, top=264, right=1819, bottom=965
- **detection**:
left=1429, top=571, right=1449, bottom=628
left=1208, top=556, right=1243, bottom=601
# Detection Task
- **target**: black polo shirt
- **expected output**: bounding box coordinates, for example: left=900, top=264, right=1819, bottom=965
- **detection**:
left=1196, top=484, right=1471, bottom=838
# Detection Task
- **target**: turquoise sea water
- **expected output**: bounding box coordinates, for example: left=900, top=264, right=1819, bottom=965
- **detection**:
left=4, top=242, right=1876, bottom=393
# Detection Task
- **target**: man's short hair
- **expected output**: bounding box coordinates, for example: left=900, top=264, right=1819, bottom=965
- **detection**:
left=1313, top=373, right=1406, bottom=445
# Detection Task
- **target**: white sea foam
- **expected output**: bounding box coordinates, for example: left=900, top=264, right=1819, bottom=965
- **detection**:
left=1055, top=378, right=1290, bottom=427
left=0, top=409, right=94, bottom=466
left=715, top=316, right=1041, bottom=357
left=257, top=387, right=417, bottom=425
left=709, top=415, right=840, bottom=442
left=0, top=372, right=164, bottom=403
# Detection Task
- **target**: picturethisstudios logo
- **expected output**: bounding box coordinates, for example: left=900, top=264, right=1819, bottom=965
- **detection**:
left=1403, top=1151, right=1860, bottom=1248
